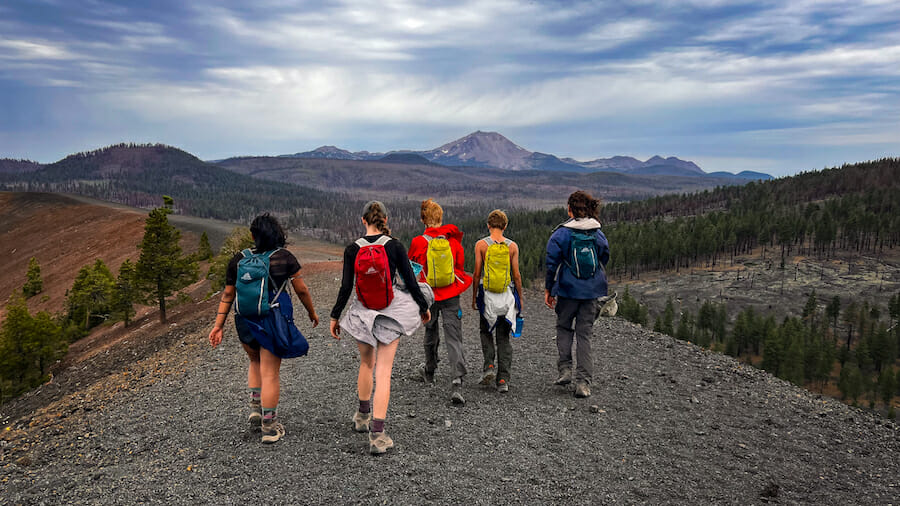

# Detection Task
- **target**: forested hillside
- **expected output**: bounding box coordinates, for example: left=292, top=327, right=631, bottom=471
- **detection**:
left=0, top=144, right=344, bottom=227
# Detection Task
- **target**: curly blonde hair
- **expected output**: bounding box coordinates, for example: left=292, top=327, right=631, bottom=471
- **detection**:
left=420, top=198, right=443, bottom=228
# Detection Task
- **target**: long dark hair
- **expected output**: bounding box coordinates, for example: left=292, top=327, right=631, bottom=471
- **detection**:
left=250, top=213, right=286, bottom=252
left=567, top=190, right=601, bottom=219
left=363, top=201, right=391, bottom=236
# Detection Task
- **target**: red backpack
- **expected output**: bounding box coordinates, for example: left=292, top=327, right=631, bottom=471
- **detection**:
left=354, top=236, right=394, bottom=310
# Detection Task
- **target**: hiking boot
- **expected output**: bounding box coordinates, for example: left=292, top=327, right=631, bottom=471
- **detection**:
left=248, top=400, right=262, bottom=428
left=450, top=378, right=466, bottom=405
left=368, top=431, right=394, bottom=455
left=480, top=365, right=496, bottom=385
left=261, top=419, right=285, bottom=444
left=497, top=379, right=509, bottom=393
left=574, top=382, right=591, bottom=398
left=352, top=411, right=372, bottom=433
left=555, top=368, right=573, bottom=386
left=420, top=364, right=435, bottom=385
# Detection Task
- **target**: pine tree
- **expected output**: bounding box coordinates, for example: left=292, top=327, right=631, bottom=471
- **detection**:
left=111, top=260, right=138, bottom=327
left=207, top=226, right=253, bottom=292
left=826, top=295, right=841, bottom=340
left=134, top=199, right=198, bottom=323
left=662, top=298, right=675, bottom=336
left=197, top=232, right=213, bottom=261
left=676, top=311, right=693, bottom=342
left=67, top=260, right=116, bottom=330
left=0, top=295, right=66, bottom=402
left=879, top=367, right=895, bottom=407
left=22, top=257, right=43, bottom=297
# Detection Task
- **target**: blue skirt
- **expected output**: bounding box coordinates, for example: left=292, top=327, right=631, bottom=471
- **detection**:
left=235, top=290, right=309, bottom=359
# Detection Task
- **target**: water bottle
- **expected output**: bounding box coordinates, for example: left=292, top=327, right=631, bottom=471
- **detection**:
left=512, top=314, right=524, bottom=338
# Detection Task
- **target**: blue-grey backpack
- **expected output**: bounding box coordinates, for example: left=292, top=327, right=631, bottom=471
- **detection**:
left=567, top=230, right=598, bottom=279
left=234, top=248, right=286, bottom=316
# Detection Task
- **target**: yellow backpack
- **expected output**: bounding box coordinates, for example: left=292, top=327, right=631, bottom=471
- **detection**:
left=424, top=234, right=455, bottom=288
left=483, top=237, right=511, bottom=293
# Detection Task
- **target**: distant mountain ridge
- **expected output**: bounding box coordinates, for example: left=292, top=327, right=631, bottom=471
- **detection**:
left=271, top=131, right=771, bottom=179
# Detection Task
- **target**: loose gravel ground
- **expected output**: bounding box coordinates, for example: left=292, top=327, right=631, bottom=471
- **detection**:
left=2, top=265, right=900, bottom=505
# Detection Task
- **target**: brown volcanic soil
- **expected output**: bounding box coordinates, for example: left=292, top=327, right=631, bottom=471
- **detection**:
left=0, top=192, right=155, bottom=319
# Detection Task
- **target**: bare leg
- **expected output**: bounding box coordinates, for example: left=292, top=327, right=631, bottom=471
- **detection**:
left=372, top=339, right=400, bottom=420
left=259, top=346, right=282, bottom=409
left=356, top=341, right=375, bottom=402
left=242, top=343, right=261, bottom=389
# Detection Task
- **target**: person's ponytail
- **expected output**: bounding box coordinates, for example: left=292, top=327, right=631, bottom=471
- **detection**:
left=362, top=201, right=391, bottom=236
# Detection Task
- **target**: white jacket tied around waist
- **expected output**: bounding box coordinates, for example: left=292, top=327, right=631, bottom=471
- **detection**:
left=341, top=282, right=435, bottom=347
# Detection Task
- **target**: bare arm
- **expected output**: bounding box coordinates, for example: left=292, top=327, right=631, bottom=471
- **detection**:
left=208, top=285, right=236, bottom=348
left=471, top=239, right=486, bottom=310
left=290, top=270, right=319, bottom=327
left=509, top=242, right=524, bottom=308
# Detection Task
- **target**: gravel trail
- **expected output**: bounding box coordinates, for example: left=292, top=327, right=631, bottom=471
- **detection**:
left=2, top=267, right=899, bottom=505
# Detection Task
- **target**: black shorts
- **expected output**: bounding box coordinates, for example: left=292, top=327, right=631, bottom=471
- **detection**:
left=234, top=315, right=260, bottom=349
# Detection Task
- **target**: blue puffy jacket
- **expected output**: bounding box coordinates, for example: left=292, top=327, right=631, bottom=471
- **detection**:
left=545, top=218, right=610, bottom=300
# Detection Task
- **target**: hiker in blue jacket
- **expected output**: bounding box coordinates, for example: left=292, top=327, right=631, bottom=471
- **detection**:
left=544, top=190, right=610, bottom=398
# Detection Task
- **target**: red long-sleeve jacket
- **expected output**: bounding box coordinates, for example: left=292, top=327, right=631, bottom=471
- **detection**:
left=408, top=224, right=473, bottom=301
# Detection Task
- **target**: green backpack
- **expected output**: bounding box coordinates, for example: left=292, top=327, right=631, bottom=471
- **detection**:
left=482, top=237, right=512, bottom=293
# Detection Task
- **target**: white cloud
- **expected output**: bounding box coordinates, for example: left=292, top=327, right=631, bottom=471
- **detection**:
left=0, top=38, right=78, bottom=60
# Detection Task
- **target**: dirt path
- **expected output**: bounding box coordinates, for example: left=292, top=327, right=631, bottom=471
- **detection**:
left=2, top=265, right=899, bottom=504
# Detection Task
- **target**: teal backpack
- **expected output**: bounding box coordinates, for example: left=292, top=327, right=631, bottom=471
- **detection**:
left=234, top=248, right=286, bottom=316
left=567, top=230, right=598, bottom=279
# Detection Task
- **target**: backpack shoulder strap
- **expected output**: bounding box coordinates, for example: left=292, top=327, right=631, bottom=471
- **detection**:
left=241, top=248, right=253, bottom=258
left=503, top=238, right=512, bottom=246
left=354, top=237, right=369, bottom=247
left=373, top=235, right=391, bottom=246
left=422, top=234, right=433, bottom=242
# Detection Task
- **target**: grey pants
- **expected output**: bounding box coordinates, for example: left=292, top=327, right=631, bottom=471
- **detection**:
left=480, top=315, right=512, bottom=383
left=555, top=297, right=594, bottom=383
left=424, top=295, right=466, bottom=381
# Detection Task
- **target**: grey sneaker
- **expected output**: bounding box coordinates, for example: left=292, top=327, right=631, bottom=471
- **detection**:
left=555, top=368, right=573, bottom=386
left=497, top=379, right=509, bottom=393
left=248, top=400, right=262, bottom=427
left=368, top=431, right=394, bottom=455
left=480, top=365, right=496, bottom=385
left=574, top=382, right=591, bottom=398
left=450, top=378, right=466, bottom=405
left=261, top=419, right=285, bottom=444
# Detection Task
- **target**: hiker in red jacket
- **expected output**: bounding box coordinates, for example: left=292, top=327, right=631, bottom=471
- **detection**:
left=408, top=198, right=473, bottom=404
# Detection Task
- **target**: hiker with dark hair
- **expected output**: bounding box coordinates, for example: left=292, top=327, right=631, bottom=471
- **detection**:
left=544, top=191, right=610, bottom=398
left=330, top=201, right=433, bottom=455
left=471, top=209, right=523, bottom=393
left=408, top=198, right=473, bottom=404
left=209, top=213, right=320, bottom=444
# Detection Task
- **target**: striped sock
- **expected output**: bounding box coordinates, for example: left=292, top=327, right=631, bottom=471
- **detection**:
left=359, top=400, right=371, bottom=414
left=262, top=407, right=277, bottom=421
left=371, top=418, right=385, bottom=433
left=250, top=388, right=261, bottom=403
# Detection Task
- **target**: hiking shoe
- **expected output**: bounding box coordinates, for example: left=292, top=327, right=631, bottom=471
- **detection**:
left=574, top=382, right=591, bottom=398
left=352, top=411, right=372, bottom=433
left=420, top=364, right=435, bottom=385
left=248, top=401, right=262, bottom=428
left=480, top=365, right=496, bottom=385
left=368, top=431, right=394, bottom=455
left=555, top=368, right=573, bottom=386
left=261, top=419, right=285, bottom=444
left=497, top=379, right=509, bottom=393
left=450, top=378, right=466, bottom=405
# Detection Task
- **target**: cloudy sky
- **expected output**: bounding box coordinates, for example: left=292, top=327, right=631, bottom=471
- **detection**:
left=1, top=0, right=898, bottom=176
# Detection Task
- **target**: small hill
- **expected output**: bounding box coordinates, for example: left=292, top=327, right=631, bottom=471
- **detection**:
left=377, top=152, right=436, bottom=165
left=0, top=159, right=42, bottom=174
left=0, top=192, right=152, bottom=318
left=0, top=144, right=337, bottom=224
